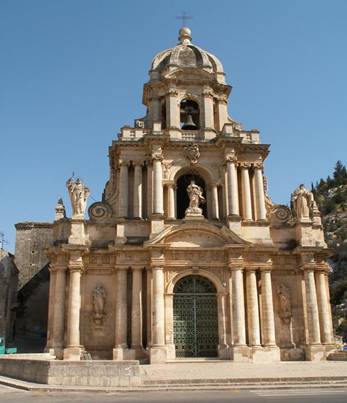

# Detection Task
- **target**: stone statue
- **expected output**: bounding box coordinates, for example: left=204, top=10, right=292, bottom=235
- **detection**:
left=277, top=284, right=295, bottom=347
left=92, top=285, right=106, bottom=326
left=277, top=284, right=292, bottom=324
left=66, top=177, right=90, bottom=218
left=55, top=198, right=66, bottom=221
left=185, top=180, right=205, bottom=216
left=291, top=184, right=314, bottom=221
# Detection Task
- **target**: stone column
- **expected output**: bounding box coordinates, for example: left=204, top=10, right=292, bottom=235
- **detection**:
left=254, top=164, right=267, bottom=221
left=316, top=271, right=334, bottom=344
left=241, top=164, right=253, bottom=220
left=147, top=162, right=153, bottom=217
left=166, top=89, right=179, bottom=128
left=151, top=98, right=160, bottom=123
left=211, top=184, right=219, bottom=219
left=131, top=266, right=143, bottom=353
left=246, top=269, right=261, bottom=346
left=217, top=292, right=229, bottom=358
left=63, top=253, right=83, bottom=360
left=231, top=268, right=246, bottom=346
left=304, top=269, right=321, bottom=345
left=217, top=96, right=228, bottom=129
left=152, top=148, right=164, bottom=215
left=226, top=157, right=239, bottom=216
left=51, top=266, right=67, bottom=358
left=167, top=183, right=176, bottom=219
left=133, top=162, right=143, bottom=218
left=113, top=267, right=128, bottom=360
left=150, top=265, right=167, bottom=363
left=260, top=269, right=277, bottom=346
left=203, top=89, right=214, bottom=129
left=118, top=160, right=129, bottom=218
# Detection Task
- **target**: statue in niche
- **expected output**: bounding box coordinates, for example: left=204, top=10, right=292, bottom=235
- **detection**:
left=291, top=184, right=314, bottom=222
left=66, top=177, right=90, bottom=217
left=277, top=284, right=295, bottom=347
left=185, top=180, right=205, bottom=216
left=92, top=285, right=106, bottom=326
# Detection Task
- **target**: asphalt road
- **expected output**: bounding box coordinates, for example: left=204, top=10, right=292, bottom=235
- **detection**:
left=1, top=385, right=347, bottom=402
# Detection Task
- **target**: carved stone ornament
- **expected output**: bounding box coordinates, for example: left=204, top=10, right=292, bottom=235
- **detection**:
left=66, top=177, right=90, bottom=218
left=291, top=184, right=314, bottom=222
left=151, top=145, right=163, bottom=161
left=88, top=202, right=113, bottom=222
left=225, top=149, right=237, bottom=163
left=185, top=180, right=205, bottom=217
left=277, top=284, right=292, bottom=324
left=92, top=285, right=106, bottom=326
left=184, top=143, right=200, bottom=164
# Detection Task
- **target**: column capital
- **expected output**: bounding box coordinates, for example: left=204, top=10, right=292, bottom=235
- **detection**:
left=113, top=265, right=129, bottom=272
left=151, top=264, right=164, bottom=270
left=133, top=160, right=143, bottom=167
left=253, top=162, right=263, bottom=170
left=239, top=162, right=252, bottom=169
left=151, top=145, right=163, bottom=161
left=119, top=159, right=130, bottom=167
left=49, top=264, right=67, bottom=273
left=131, top=265, right=144, bottom=271
left=202, top=88, right=214, bottom=98
left=167, top=88, right=178, bottom=97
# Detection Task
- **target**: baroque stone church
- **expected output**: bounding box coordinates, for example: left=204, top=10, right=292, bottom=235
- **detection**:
left=45, top=27, right=334, bottom=363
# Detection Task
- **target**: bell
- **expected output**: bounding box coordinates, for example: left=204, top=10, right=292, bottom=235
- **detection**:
left=182, top=114, right=197, bottom=130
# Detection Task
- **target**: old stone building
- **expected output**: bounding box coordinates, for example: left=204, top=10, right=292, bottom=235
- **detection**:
left=43, top=27, right=334, bottom=363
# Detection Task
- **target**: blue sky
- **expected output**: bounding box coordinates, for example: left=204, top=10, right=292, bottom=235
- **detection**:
left=1, top=0, right=347, bottom=251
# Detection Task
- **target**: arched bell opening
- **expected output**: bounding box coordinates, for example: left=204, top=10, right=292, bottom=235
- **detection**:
left=173, top=275, right=218, bottom=358
left=180, top=99, right=200, bottom=130
left=176, top=173, right=207, bottom=219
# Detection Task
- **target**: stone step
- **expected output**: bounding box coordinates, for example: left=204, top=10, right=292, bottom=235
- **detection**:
left=142, top=376, right=347, bottom=386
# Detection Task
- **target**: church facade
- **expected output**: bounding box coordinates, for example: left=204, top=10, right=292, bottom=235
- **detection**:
left=45, top=28, right=334, bottom=363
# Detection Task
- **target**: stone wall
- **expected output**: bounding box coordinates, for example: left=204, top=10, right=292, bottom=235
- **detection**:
left=0, top=250, right=18, bottom=346
left=15, top=222, right=53, bottom=289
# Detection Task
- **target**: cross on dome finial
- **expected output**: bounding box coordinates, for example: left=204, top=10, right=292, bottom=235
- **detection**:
left=176, top=12, right=193, bottom=44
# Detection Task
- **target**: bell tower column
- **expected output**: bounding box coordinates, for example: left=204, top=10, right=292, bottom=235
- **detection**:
left=118, top=160, right=129, bottom=218
left=240, top=163, right=253, bottom=221
left=133, top=161, right=143, bottom=219
left=254, top=162, right=267, bottom=221
left=202, top=88, right=214, bottom=131
left=225, top=150, right=239, bottom=217
left=166, top=89, right=180, bottom=129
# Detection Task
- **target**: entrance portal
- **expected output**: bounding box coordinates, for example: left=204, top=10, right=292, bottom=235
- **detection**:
left=173, top=275, right=218, bottom=358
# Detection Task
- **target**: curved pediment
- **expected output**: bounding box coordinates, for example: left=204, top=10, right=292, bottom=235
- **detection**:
left=145, top=222, right=250, bottom=248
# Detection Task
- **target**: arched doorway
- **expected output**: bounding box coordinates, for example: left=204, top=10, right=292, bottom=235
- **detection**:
left=173, top=275, right=218, bottom=357
left=176, top=174, right=207, bottom=219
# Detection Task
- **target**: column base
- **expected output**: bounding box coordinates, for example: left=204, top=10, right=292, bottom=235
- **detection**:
left=63, top=346, right=82, bottom=361
left=232, top=345, right=251, bottom=362
left=251, top=345, right=280, bottom=362
left=150, top=216, right=164, bottom=235
left=127, top=347, right=147, bottom=360
left=218, top=344, right=231, bottom=360
left=149, top=346, right=167, bottom=364
left=45, top=346, right=63, bottom=359
left=305, top=344, right=326, bottom=361
left=113, top=347, right=132, bottom=361
left=166, top=344, right=176, bottom=360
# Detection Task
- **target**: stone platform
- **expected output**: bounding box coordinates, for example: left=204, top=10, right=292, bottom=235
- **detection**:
left=0, top=357, right=140, bottom=387
left=1, top=357, right=347, bottom=392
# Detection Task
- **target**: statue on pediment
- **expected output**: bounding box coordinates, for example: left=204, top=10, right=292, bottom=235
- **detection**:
left=291, top=184, right=314, bottom=222
left=66, top=177, right=90, bottom=218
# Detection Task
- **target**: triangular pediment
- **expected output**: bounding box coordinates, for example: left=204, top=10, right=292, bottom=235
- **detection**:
left=145, top=221, right=250, bottom=248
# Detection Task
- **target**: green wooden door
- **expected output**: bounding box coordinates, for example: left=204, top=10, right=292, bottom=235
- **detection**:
left=173, top=275, right=218, bottom=358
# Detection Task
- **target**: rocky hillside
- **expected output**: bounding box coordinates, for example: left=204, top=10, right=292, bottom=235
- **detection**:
left=312, top=161, right=347, bottom=341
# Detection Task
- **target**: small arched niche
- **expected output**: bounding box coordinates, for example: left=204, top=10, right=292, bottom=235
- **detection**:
left=176, top=173, right=207, bottom=219
left=180, top=99, right=200, bottom=130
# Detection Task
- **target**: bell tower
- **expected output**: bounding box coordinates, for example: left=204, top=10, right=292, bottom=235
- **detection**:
left=141, top=27, right=234, bottom=140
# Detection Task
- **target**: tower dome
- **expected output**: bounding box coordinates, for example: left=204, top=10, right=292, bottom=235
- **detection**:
left=149, top=28, right=226, bottom=84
